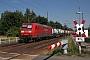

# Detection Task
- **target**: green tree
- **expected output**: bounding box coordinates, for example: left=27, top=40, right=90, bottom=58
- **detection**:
left=62, top=23, right=68, bottom=30
left=48, top=20, right=55, bottom=28
left=54, top=21, right=62, bottom=28
left=13, top=10, right=25, bottom=27
left=24, top=8, right=31, bottom=22
left=6, top=26, right=19, bottom=37
left=0, top=19, right=4, bottom=35
left=30, top=10, right=36, bottom=22
left=0, top=11, right=12, bottom=35
left=0, top=10, right=24, bottom=36
left=35, top=15, right=48, bottom=25
left=67, top=28, right=73, bottom=31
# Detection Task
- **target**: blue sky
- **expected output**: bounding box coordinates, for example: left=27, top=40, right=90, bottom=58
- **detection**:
left=0, top=0, right=90, bottom=29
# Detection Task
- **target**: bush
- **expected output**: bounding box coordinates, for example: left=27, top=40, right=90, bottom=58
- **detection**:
left=6, top=26, right=19, bottom=37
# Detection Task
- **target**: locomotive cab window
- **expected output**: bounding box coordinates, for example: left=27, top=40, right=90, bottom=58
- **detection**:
left=22, top=25, right=27, bottom=28
left=27, top=25, right=32, bottom=28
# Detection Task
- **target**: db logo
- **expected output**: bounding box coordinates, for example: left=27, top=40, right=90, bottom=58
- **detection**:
left=73, top=20, right=86, bottom=37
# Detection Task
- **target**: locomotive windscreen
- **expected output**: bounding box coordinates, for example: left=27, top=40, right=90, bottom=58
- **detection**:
left=22, top=24, right=32, bottom=28
left=22, top=25, right=27, bottom=28
left=27, top=25, right=32, bottom=28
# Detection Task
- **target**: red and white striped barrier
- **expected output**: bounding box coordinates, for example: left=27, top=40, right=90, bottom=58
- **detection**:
left=47, top=41, right=63, bottom=50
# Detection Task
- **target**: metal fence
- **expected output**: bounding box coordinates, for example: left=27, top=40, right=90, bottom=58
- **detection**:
left=0, top=37, right=19, bottom=44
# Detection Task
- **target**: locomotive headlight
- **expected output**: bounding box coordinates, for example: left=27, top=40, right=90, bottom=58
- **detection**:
left=29, top=31, right=31, bottom=33
left=21, top=31, right=24, bottom=33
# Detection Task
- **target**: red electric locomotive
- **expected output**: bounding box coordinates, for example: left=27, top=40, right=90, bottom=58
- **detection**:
left=19, top=23, right=52, bottom=43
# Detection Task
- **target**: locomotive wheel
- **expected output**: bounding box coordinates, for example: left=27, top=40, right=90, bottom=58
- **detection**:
left=24, top=38, right=29, bottom=43
left=18, top=40, right=22, bottom=43
left=36, top=38, right=39, bottom=42
left=46, top=36, right=50, bottom=40
left=33, top=38, right=36, bottom=42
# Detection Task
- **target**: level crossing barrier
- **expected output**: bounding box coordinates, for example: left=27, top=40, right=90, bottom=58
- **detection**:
left=47, top=41, right=63, bottom=50
left=47, top=40, right=68, bottom=54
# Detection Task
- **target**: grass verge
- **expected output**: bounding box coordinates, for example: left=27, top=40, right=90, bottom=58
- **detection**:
left=46, top=36, right=90, bottom=57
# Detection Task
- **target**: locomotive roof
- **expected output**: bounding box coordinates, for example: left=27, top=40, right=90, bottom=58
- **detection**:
left=22, top=23, right=52, bottom=28
left=38, top=24, right=52, bottom=28
left=22, top=23, right=36, bottom=25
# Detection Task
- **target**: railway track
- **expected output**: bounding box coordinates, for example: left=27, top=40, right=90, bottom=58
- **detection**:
left=23, top=38, right=60, bottom=54
left=0, top=37, right=61, bottom=60
left=81, top=42, right=90, bottom=52
left=0, top=37, right=61, bottom=54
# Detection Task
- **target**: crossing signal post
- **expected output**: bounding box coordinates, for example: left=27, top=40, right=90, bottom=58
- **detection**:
left=73, top=20, right=86, bottom=54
